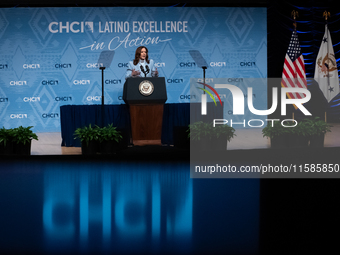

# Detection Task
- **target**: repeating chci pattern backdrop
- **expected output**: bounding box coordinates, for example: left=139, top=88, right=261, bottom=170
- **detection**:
left=0, top=7, right=267, bottom=132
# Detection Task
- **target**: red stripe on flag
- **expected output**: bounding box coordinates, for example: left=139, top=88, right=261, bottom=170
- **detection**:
left=281, top=31, right=306, bottom=100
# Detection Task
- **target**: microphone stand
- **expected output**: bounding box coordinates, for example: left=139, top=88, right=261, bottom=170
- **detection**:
left=100, top=66, right=106, bottom=128
left=140, top=65, right=150, bottom=77
left=96, top=50, right=115, bottom=128
left=202, top=66, right=207, bottom=93
left=140, top=65, right=146, bottom=77
left=145, top=65, right=150, bottom=77
left=188, top=50, right=208, bottom=93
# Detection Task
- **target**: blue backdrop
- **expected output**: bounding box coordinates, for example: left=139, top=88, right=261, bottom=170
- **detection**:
left=0, top=7, right=267, bottom=132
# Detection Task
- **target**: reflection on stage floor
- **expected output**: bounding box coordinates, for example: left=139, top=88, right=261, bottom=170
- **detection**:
left=0, top=159, right=259, bottom=254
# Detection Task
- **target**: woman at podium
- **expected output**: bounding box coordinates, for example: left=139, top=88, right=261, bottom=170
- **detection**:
left=125, top=46, right=159, bottom=79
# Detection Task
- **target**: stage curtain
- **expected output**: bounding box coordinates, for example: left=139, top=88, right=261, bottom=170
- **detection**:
left=161, top=103, right=190, bottom=145
left=161, top=103, right=224, bottom=146
left=60, top=105, right=131, bottom=147
left=61, top=103, right=206, bottom=147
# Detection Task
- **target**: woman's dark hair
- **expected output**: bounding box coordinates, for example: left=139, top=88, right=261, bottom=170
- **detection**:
left=133, top=46, right=150, bottom=65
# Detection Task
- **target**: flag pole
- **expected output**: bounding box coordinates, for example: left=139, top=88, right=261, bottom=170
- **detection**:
left=323, top=11, right=330, bottom=57
left=282, top=10, right=306, bottom=119
left=291, top=10, right=298, bottom=29
left=323, top=11, right=330, bottom=123
left=291, top=10, right=298, bottom=113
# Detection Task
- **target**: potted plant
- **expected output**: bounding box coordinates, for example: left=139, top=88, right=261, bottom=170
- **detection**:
left=262, top=121, right=291, bottom=148
left=11, top=126, right=38, bottom=155
left=74, top=124, right=100, bottom=155
left=98, top=124, right=123, bottom=154
left=188, top=121, right=235, bottom=151
left=211, top=124, right=235, bottom=151
left=188, top=121, right=213, bottom=151
left=0, top=127, right=14, bottom=155
left=289, top=120, right=312, bottom=148
left=305, top=117, right=332, bottom=148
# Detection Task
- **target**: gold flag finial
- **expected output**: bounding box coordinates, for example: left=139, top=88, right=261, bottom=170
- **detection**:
left=323, top=11, right=330, bottom=21
left=291, top=10, right=299, bottom=20
left=291, top=10, right=299, bottom=27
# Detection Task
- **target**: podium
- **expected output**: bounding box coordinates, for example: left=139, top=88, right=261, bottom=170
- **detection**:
left=123, top=77, right=167, bottom=144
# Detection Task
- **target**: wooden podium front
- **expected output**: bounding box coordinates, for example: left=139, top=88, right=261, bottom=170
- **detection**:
left=123, top=77, right=167, bottom=145
left=129, top=104, right=164, bottom=141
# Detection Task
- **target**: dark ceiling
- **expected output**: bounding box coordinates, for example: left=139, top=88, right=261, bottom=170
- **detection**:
left=0, top=0, right=267, bottom=8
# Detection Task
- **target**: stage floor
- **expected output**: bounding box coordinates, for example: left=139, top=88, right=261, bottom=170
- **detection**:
left=31, top=124, right=340, bottom=155
left=2, top=127, right=340, bottom=255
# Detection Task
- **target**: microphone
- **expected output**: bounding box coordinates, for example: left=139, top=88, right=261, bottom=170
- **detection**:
left=140, top=65, right=146, bottom=77
left=145, top=65, right=150, bottom=75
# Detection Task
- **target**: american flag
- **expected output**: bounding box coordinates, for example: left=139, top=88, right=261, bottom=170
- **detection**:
left=281, top=30, right=307, bottom=100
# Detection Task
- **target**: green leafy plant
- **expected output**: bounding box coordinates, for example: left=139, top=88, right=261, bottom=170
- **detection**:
left=99, top=124, right=122, bottom=143
left=291, top=119, right=314, bottom=137
left=74, top=124, right=123, bottom=147
left=0, top=127, right=14, bottom=146
left=303, top=117, right=332, bottom=136
left=188, top=121, right=235, bottom=142
left=11, top=126, right=38, bottom=145
left=188, top=121, right=213, bottom=141
left=74, top=124, right=100, bottom=146
left=262, top=120, right=292, bottom=139
left=213, top=124, right=236, bottom=142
